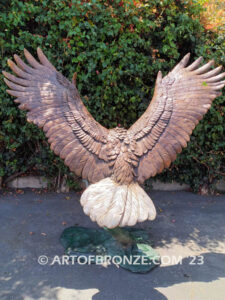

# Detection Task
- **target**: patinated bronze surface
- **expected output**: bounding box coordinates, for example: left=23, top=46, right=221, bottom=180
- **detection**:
left=3, top=48, right=225, bottom=228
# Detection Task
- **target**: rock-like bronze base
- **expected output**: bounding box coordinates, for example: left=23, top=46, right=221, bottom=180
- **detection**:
left=60, top=226, right=160, bottom=273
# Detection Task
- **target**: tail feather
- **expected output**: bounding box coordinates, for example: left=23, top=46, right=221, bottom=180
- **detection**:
left=80, top=177, right=156, bottom=228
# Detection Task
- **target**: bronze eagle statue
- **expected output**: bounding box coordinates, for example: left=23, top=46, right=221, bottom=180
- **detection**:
left=3, top=48, right=225, bottom=228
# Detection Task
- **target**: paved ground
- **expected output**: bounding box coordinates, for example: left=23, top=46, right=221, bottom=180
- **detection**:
left=0, top=189, right=224, bottom=300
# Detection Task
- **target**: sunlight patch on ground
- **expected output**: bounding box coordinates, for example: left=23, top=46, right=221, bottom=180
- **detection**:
left=156, top=279, right=225, bottom=300
left=23, top=287, right=99, bottom=300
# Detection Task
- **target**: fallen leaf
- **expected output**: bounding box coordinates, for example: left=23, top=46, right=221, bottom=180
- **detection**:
left=16, top=189, right=24, bottom=194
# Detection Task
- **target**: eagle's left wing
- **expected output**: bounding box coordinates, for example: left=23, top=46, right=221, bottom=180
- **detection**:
left=3, top=48, right=115, bottom=183
left=128, top=54, right=225, bottom=183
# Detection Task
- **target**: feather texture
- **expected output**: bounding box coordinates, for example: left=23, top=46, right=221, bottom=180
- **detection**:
left=127, top=53, right=225, bottom=183
left=3, top=49, right=225, bottom=228
left=4, top=48, right=113, bottom=184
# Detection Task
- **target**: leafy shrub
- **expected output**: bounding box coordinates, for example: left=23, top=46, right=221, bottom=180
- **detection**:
left=0, top=0, right=224, bottom=191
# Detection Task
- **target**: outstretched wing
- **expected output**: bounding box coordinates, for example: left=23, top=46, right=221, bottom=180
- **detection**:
left=128, top=54, right=225, bottom=183
left=3, top=48, right=113, bottom=183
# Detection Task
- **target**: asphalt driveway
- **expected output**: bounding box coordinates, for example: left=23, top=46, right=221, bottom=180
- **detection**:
left=0, top=189, right=224, bottom=300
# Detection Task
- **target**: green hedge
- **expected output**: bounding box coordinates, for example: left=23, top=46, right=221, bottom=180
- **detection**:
left=0, top=0, right=224, bottom=191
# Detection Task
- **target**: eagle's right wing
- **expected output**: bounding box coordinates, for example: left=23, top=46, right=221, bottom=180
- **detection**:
left=128, top=54, right=225, bottom=183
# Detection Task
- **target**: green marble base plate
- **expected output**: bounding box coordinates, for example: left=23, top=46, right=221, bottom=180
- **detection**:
left=60, top=226, right=160, bottom=273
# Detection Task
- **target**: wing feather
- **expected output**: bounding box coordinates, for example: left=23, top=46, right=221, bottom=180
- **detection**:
left=128, top=54, right=225, bottom=183
left=4, top=48, right=113, bottom=183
